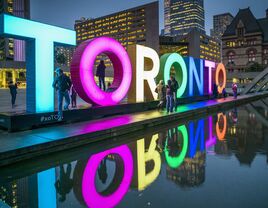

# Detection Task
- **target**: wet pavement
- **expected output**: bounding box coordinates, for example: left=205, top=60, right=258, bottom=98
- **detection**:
left=0, top=99, right=267, bottom=208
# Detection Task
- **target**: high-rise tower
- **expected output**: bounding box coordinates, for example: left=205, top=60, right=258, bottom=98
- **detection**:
left=165, top=0, right=205, bottom=36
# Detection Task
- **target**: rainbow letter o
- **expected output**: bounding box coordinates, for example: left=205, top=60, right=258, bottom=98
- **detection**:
left=160, top=53, right=187, bottom=98
left=82, top=145, right=133, bottom=208
left=71, top=37, right=132, bottom=106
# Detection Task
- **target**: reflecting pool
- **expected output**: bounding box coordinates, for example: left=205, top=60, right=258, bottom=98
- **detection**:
left=0, top=99, right=268, bottom=208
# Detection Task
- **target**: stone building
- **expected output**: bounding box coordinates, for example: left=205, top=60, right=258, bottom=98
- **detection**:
left=222, top=8, right=268, bottom=90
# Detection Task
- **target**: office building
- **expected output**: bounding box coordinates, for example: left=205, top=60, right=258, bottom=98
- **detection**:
left=211, top=13, right=233, bottom=40
left=165, top=0, right=205, bottom=36
left=160, top=29, right=221, bottom=63
left=75, top=2, right=159, bottom=52
left=0, top=0, right=30, bottom=88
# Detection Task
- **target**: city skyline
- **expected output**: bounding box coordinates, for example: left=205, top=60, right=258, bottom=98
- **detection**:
left=30, top=0, right=268, bottom=34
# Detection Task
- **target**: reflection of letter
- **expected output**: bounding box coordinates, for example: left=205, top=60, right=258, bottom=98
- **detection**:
left=189, top=120, right=205, bottom=158
left=38, top=169, right=57, bottom=208
left=215, top=63, right=227, bottom=94
left=216, top=113, right=227, bottom=141
left=127, top=45, right=160, bottom=102
left=137, top=134, right=161, bottom=190
left=186, top=57, right=204, bottom=96
left=206, top=116, right=217, bottom=148
left=205, top=60, right=216, bottom=94
left=165, top=125, right=188, bottom=169
left=0, top=14, right=76, bottom=112
left=82, top=145, right=133, bottom=208
left=160, top=53, right=188, bottom=98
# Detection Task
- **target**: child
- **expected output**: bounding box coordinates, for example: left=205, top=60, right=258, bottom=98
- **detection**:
left=155, top=80, right=166, bottom=109
left=70, top=85, right=77, bottom=108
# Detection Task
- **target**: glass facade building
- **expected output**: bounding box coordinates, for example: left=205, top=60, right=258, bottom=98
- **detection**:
left=0, top=0, right=30, bottom=88
left=165, top=0, right=205, bottom=36
left=75, top=2, right=159, bottom=52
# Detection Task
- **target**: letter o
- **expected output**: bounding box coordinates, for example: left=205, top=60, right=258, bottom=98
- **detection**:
left=82, top=145, right=133, bottom=208
left=160, top=53, right=188, bottom=98
left=70, top=37, right=132, bottom=106
left=215, top=63, right=227, bottom=94
left=216, top=113, right=227, bottom=141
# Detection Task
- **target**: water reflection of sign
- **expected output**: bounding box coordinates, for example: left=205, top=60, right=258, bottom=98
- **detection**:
left=216, top=113, right=227, bottom=141
left=136, top=135, right=161, bottom=190
left=164, top=125, right=188, bottom=169
left=82, top=145, right=133, bottom=208
left=78, top=113, right=228, bottom=206
left=189, top=119, right=205, bottom=158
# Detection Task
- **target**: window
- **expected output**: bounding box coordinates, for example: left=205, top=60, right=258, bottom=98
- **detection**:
left=227, top=51, right=235, bottom=63
left=265, top=60, right=268, bottom=65
left=248, top=50, right=256, bottom=62
left=237, top=28, right=244, bottom=37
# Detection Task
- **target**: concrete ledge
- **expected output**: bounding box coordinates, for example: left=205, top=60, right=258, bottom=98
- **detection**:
left=0, top=95, right=211, bottom=132
left=0, top=92, right=267, bottom=167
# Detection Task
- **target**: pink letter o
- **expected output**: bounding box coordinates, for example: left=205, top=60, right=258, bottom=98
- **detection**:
left=71, top=37, right=132, bottom=106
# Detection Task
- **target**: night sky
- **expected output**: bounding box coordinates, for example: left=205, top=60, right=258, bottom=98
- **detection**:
left=30, top=0, right=268, bottom=34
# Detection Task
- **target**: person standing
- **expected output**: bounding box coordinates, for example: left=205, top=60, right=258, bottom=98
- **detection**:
left=53, top=68, right=72, bottom=121
left=70, top=84, right=77, bottom=108
left=96, top=60, right=106, bottom=91
left=155, top=80, right=166, bottom=109
left=170, top=76, right=179, bottom=108
left=8, top=81, right=17, bottom=108
left=166, top=80, right=174, bottom=113
left=232, top=82, right=238, bottom=99
left=212, top=83, right=218, bottom=99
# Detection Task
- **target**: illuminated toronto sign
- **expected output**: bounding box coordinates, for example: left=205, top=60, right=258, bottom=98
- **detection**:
left=0, top=14, right=227, bottom=112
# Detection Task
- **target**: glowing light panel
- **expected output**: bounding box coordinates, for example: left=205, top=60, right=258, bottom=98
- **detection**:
left=188, top=57, right=204, bottom=96
left=38, top=169, right=56, bottom=208
left=189, top=119, right=205, bottom=158
left=206, top=116, right=217, bottom=148
left=137, top=135, right=161, bottom=190
left=1, top=14, right=76, bottom=112
left=205, top=60, right=216, bottom=94
left=161, top=53, right=188, bottom=98
left=216, top=113, right=227, bottom=141
left=82, top=145, right=133, bottom=208
left=136, top=45, right=160, bottom=102
left=71, top=37, right=132, bottom=106
left=216, top=63, right=227, bottom=94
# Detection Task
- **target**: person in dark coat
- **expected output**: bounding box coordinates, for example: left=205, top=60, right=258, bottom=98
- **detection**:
left=96, top=60, right=106, bottom=91
left=8, top=81, right=17, bottom=108
left=53, top=68, right=72, bottom=121
left=212, top=83, right=218, bottom=99
left=166, top=80, right=174, bottom=113
left=170, top=76, right=179, bottom=108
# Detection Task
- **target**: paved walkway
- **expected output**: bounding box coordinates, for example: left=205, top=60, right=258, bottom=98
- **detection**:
left=0, top=92, right=267, bottom=167
left=0, top=89, right=91, bottom=113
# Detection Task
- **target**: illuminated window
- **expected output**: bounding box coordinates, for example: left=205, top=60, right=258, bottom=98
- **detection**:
left=227, top=51, right=235, bottom=63
left=248, top=50, right=256, bottom=62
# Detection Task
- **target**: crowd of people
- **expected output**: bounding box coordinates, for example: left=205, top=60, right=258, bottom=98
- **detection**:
left=155, top=75, right=179, bottom=113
